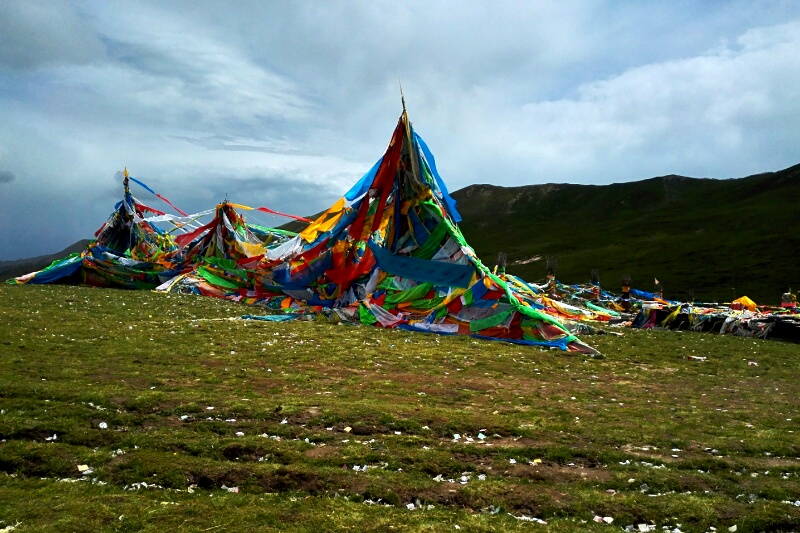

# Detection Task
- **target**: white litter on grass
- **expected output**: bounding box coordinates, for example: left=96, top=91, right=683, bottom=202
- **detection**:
left=45, top=434, right=57, bottom=441
left=124, top=482, right=163, bottom=491
left=507, top=513, right=547, bottom=524
left=221, top=485, right=239, bottom=493
left=99, top=422, right=108, bottom=430
left=235, top=431, right=244, bottom=437
left=0, top=521, right=22, bottom=532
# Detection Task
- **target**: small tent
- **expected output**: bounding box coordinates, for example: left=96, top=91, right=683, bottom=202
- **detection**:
left=731, top=296, right=757, bottom=312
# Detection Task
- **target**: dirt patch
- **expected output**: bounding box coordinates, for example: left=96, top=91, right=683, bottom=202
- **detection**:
left=514, top=463, right=612, bottom=484
left=253, top=466, right=357, bottom=495
left=350, top=423, right=391, bottom=436
left=142, top=417, right=184, bottom=430
left=304, top=445, right=341, bottom=460
left=222, top=443, right=271, bottom=462
left=755, top=457, right=800, bottom=468
left=416, top=482, right=567, bottom=515
left=1, top=428, right=59, bottom=442
left=249, top=377, right=290, bottom=394
left=450, top=436, right=540, bottom=448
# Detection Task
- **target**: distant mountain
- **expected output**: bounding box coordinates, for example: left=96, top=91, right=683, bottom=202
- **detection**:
left=279, top=211, right=325, bottom=234
left=452, top=163, right=800, bottom=304
left=0, top=240, right=91, bottom=282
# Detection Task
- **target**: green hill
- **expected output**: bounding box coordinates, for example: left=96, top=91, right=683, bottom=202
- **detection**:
left=0, top=239, right=91, bottom=282
left=452, top=163, right=800, bottom=304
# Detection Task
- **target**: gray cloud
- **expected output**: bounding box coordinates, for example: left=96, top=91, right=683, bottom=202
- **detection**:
left=0, top=1, right=105, bottom=70
left=0, top=170, right=15, bottom=183
left=174, top=135, right=303, bottom=155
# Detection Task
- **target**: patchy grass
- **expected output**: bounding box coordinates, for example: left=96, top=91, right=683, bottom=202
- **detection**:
left=1, top=284, right=799, bottom=532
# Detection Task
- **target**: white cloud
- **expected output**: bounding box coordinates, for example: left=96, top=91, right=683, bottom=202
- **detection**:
left=443, top=19, right=800, bottom=185
left=0, top=2, right=799, bottom=259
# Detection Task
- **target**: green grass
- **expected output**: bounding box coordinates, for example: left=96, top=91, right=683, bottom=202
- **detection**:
left=1, top=285, right=800, bottom=531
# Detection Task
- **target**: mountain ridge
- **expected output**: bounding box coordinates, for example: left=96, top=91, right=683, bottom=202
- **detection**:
left=0, top=240, right=92, bottom=282
left=453, top=162, right=800, bottom=303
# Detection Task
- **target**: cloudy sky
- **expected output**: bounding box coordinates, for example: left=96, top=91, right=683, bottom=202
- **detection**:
left=1, top=1, right=799, bottom=260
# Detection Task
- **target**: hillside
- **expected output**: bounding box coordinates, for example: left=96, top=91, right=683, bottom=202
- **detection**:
left=0, top=240, right=91, bottom=282
left=452, top=163, right=800, bottom=304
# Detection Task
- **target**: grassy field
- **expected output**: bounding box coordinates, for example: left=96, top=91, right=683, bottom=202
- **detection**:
left=1, top=285, right=799, bottom=532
